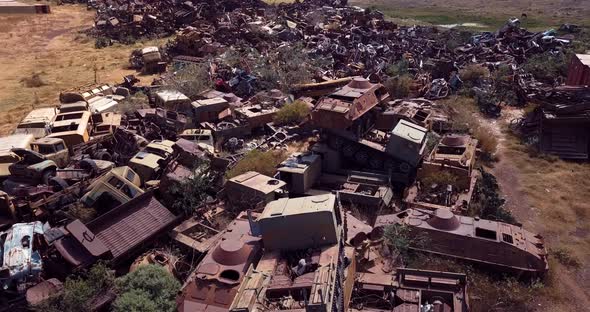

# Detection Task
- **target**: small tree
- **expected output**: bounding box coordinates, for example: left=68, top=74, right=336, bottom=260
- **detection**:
left=114, top=265, right=180, bottom=312
left=273, top=100, right=310, bottom=126
left=35, top=262, right=114, bottom=312
left=169, top=161, right=213, bottom=216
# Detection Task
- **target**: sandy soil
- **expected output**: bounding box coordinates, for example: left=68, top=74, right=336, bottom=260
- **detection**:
left=0, top=4, right=159, bottom=135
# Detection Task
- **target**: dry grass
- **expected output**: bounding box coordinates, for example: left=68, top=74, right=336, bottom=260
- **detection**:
left=226, top=149, right=288, bottom=178
left=0, top=5, right=163, bottom=135
left=443, top=96, right=498, bottom=157
left=459, top=64, right=489, bottom=82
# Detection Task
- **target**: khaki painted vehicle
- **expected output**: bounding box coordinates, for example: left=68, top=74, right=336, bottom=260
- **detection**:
left=128, top=140, right=175, bottom=185
left=47, top=111, right=93, bottom=147
left=14, top=107, right=58, bottom=139
left=177, top=129, right=214, bottom=154
left=0, top=134, right=35, bottom=179
left=3, top=149, right=58, bottom=189
left=30, top=138, right=69, bottom=168
left=80, top=166, right=144, bottom=212
left=91, top=112, right=122, bottom=138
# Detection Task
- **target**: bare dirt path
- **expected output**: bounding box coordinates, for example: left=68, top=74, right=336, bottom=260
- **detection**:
left=481, top=107, right=590, bottom=311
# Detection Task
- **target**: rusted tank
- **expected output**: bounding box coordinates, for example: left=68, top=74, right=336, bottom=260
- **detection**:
left=404, top=135, right=479, bottom=212
left=375, top=209, right=549, bottom=277
left=176, top=212, right=263, bottom=312
left=310, top=77, right=429, bottom=186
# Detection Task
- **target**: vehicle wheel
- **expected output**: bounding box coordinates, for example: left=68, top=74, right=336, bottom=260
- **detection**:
left=42, top=169, right=56, bottom=185
left=49, top=177, right=69, bottom=192
left=399, top=162, right=411, bottom=173
left=80, top=159, right=98, bottom=173
left=93, top=151, right=112, bottom=161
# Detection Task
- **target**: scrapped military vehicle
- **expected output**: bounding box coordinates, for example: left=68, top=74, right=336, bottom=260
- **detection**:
left=375, top=208, right=549, bottom=277
left=14, top=107, right=58, bottom=139
left=178, top=129, right=215, bottom=154
left=0, top=134, right=36, bottom=180
left=6, top=149, right=58, bottom=185
left=312, top=78, right=429, bottom=186
left=128, top=140, right=175, bottom=184
left=404, top=135, right=479, bottom=212
left=351, top=269, right=470, bottom=312
left=80, top=166, right=144, bottom=212
left=30, top=138, right=70, bottom=168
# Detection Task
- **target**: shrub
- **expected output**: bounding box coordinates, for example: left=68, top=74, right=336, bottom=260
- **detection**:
left=550, top=247, right=581, bottom=268
left=459, top=64, right=489, bottom=82
left=273, top=100, right=310, bottom=126
left=523, top=51, right=569, bottom=83
left=473, top=125, right=498, bottom=156
left=384, top=74, right=413, bottom=98
left=421, top=171, right=459, bottom=188
left=114, top=265, right=180, bottom=312
left=169, top=161, right=212, bottom=216
left=165, top=63, right=211, bottom=99
left=470, top=168, right=516, bottom=224
left=386, top=59, right=409, bottom=77
left=35, top=262, right=114, bottom=312
left=383, top=224, right=428, bottom=265
left=226, top=149, right=287, bottom=179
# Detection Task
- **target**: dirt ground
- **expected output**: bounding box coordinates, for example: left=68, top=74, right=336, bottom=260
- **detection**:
left=478, top=107, right=590, bottom=311
left=350, top=0, right=590, bottom=28
left=0, top=4, right=160, bottom=136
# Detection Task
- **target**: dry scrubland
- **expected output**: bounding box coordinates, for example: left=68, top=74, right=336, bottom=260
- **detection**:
left=0, top=5, right=162, bottom=135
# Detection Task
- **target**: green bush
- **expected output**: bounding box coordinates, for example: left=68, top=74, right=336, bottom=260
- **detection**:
left=114, top=265, right=180, bottom=312
left=273, top=100, right=310, bottom=126
left=34, top=262, right=114, bottom=312
left=384, top=74, right=413, bottom=98
left=470, top=168, right=515, bottom=224
left=169, top=161, right=212, bottom=216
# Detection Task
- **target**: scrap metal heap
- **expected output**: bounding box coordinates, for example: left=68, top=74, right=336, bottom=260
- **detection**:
left=2, top=0, right=580, bottom=310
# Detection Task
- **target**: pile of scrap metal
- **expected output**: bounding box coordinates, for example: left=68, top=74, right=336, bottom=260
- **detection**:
left=514, top=85, right=590, bottom=160
left=86, top=0, right=268, bottom=43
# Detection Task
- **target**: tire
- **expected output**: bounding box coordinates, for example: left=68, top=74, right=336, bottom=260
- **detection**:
left=42, top=169, right=56, bottom=185
left=49, top=177, right=69, bottom=192
left=93, top=151, right=112, bottom=161
left=80, top=159, right=98, bottom=173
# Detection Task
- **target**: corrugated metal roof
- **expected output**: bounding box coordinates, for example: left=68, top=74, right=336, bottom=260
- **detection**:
left=576, top=54, right=590, bottom=66
left=87, top=191, right=176, bottom=259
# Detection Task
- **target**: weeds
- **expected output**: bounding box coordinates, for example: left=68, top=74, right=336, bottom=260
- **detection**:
left=421, top=170, right=459, bottom=188
left=273, top=100, right=310, bottom=126
left=226, top=149, right=288, bottom=178
left=459, top=64, right=489, bottom=83
left=384, top=74, right=413, bottom=98
left=550, top=247, right=581, bottom=269
left=470, top=168, right=516, bottom=224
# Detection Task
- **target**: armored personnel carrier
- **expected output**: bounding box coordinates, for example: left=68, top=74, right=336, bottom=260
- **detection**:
left=375, top=208, right=549, bottom=277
